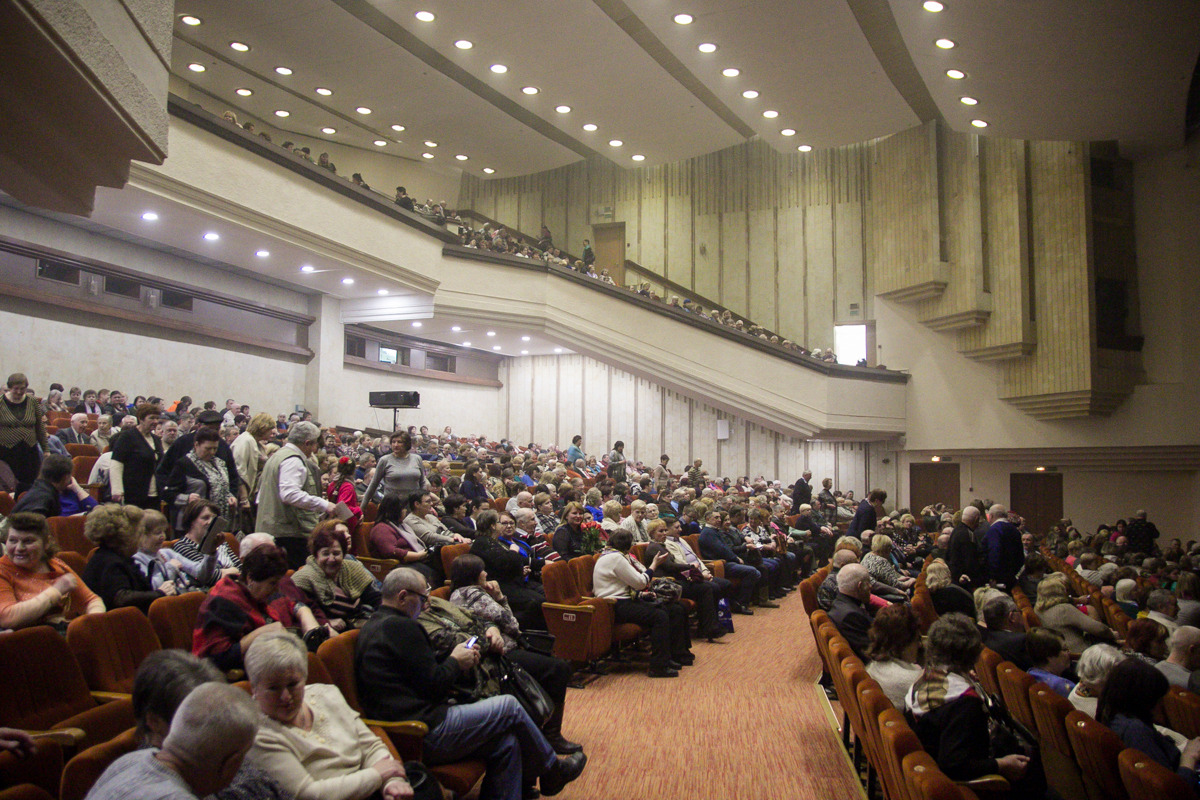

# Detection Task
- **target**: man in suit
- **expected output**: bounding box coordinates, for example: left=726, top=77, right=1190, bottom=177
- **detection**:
left=56, top=412, right=89, bottom=446
left=981, top=594, right=1032, bottom=670
left=982, top=504, right=1024, bottom=590
left=847, top=489, right=887, bottom=539
left=829, top=563, right=874, bottom=658
left=789, top=470, right=813, bottom=514
left=947, top=505, right=983, bottom=589
left=697, top=511, right=763, bottom=613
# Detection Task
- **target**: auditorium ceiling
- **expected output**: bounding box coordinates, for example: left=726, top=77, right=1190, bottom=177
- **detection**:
left=170, top=0, right=1200, bottom=178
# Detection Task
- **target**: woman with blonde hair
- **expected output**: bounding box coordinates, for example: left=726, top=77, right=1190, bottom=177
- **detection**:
left=861, top=535, right=915, bottom=591
left=81, top=504, right=171, bottom=612
left=925, top=560, right=975, bottom=618
left=232, top=411, right=276, bottom=504
left=600, top=500, right=624, bottom=540
left=1035, top=573, right=1116, bottom=654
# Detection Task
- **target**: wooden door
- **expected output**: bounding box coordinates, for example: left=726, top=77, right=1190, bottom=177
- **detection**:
left=592, top=223, right=625, bottom=286
left=910, top=462, right=960, bottom=514
left=1010, top=473, right=1063, bottom=537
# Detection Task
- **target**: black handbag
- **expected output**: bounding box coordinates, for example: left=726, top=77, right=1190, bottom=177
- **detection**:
left=498, top=654, right=554, bottom=726
left=402, top=760, right=443, bottom=800
left=518, top=630, right=557, bottom=656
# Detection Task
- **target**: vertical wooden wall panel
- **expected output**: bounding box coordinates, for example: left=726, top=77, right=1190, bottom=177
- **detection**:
left=779, top=438, right=804, bottom=485
left=721, top=211, right=749, bottom=316
left=495, top=193, right=519, bottom=232
left=748, top=209, right=778, bottom=331
left=776, top=206, right=806, bottom=343
left=838, top=443, right=868, bottom=494
left=566, top=164, right=590, bottom=256
left=518, top=190, right=541, bottom=243
left=663, top=390, right=690, bottom=467
left=867, top=121, right=941, bottom=297
left=556, top=355, right=584, bottom=450
left=505, top=357, right=532, bottom=444
left=805, top=205, right=835, bottom=351
left=583, top=358, right=610, bottom=449
left=609, top=369, right=637, bottom=452
left=693, top=213, right=721, bottom=301
left=692, top=402, right=718, bottom=469
left=834, top=201, right=864, bottom=325
left=664, top=193, right=693, bottom=291
left=809, top=442, right=838, bottom=489
left=639, top=173, right=666, bottom=274
left=636, top=379, right=663, bottom=465
left=747, top=424, right=775, bottom=481
left=531, top=355, right=557, bottom=446
left=542, top=175, right=567, bottom=258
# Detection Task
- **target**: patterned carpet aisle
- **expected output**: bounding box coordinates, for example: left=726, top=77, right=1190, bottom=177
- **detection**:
left=548, top=591, right=865, bottom=800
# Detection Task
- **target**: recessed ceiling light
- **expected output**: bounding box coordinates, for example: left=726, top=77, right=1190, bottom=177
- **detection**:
left=632, top=154, right=645, bottom=161
left=180, top=15, right=201, bottom=26
left=520, top=350, right=529, bottom=355
left=451, top=326, right=461, bottom=332
left=971, top=119, right=988, bottom=128
left=522, top=86, right=539, bottom=95
left=274, top=110, right=289, bottom=117
left=422, top=153, right=434, bottom=159
left=490, top=64, right=508, bottom=73
left=204, top=232, right=220, bottom=241
left=762, top=110, right=778, bottom=119
left=373, top=140, right=387, bottom=146
left=355, top=106, right=372, bottom=114
left=235, top=88, right=252, bottom=96
left=554, top=347, right=563, bottom=353
left=341, top=277, right=354, bottom=285
left=582, top=123, right=598, bottom=132
left=424, top=140, right=438, bottom=147
left=923, top=0, right=944, bottom=10
left=455, top=154, right=468, bottom=160
left=960, top=96, right=978, bottom=105
left=555, top=105, right=571, bottom=114
left=412, top=321, right=422, bottom=328
left=483, top=168, right=495, bottom=174
left=229, top=42, right=249, bottom=52
left=946, top=69, right=966, bottom=79
left=188, top=63, right=205, bottom=72
left=321, top=127, right=336, bottom=134
left=781, top=128, right=796, bottom=136
left=275, top=66, right=293, bottom=75
left=301, top=265, right=315, bottom=273
left=454, top=40, right=473, bottom=49
left=609, top=139, right=623, bottom=147
left=674, top=13, right=693, bottom=24
left=935, top=38, right=955, bottom=49
left=798, top=144, right=813, bottom=152
left=722, top=68, right=740, bottom=77
left=698, top=43, right=718, bottom=53
left=315, top=87, right=332, bottom=96
left=742, top=90, right=759, bottom=99
left=256, top=250, right=269, bottom=257
left=486, top=331, right=496, bottom=337
left=391, top=124, right=405, bottom=132
left=492, top=345, right=502, bottom=351
left=521, top=335, right=531, bottom=341
left=141, top=212, right=158, bottom=221
left=414, top=10, right=435, bottom=22
left=378, top=289, right=389, bottom=295
left=462, top=341, right=471, bottom=347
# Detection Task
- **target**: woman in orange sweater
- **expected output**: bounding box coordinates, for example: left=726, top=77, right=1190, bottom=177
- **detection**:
left=0, top=511, right=104, bottom=631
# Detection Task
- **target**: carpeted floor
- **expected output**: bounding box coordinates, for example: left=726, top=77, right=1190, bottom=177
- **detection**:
left=548, top=590, right=866, bottom=800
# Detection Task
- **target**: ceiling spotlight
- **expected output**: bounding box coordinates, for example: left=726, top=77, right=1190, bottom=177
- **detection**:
left=414, top=10, right=435, bottom=21
left=923, top=0, right=944, bottom=11
left=373, top=140, right=387, bottom=146
left=275, top=66, right=293, bottom=75
left=411, top=321, right=422, bottom=327
left=555, top=105, right=571, bottom=114
left=492, top=345, right=502, bottom=351
left=608, top=139, right=623, bottom=147
left=935, top=38, right=955, bottom=49
left=455, top=154, right=468, bottom=160
left=582, top=123, right=598, bottom=132
left=762, top=109, right=778, bottom=118
left=722, top=67, right=740, bottom=77
left=341, top=277, right=355, bottom=285
left=422, top=153, right=434, bottom=159
left=188, top=63, right=205, bottom=72
left=522, top=86, right=539, bottom=95
left=180, top=15, right=201, bottom=26
left=301, top=265, right=315, bottom=273
left=236, top=88, right=252, bottom=96
left=462, top=341, right=471, bottom=347
left=483, top=168, right=495, bottom=174
left=424, top=140, right=438, bottom=147
left=520, top=350, right=529, bottom=355
left=521, top=336, right=531, bottom=341
left=391, top=124, right=405, bottom=131
left=229, top=41, right=249, bottom=52
left=274, top=110, right=289, bottom=117
left=632, top=154, right=645, bottom=161
left=781, top=128, right=796, bottom=136
left=698, top=43, right=718, bottom=53
left=315, top=87, right=332, bottom=96
left=451, top=326, right=461, bottom=332
left=321, top=127, right=336, bottom=134
left=454, top=39, right=473, bottom=49
left=378, top=289, right=389, bottom=295
left=798, top=144, right=813, bottom=152
left=355, top=106, right=372, bottom=114
left=742, top=90, right=759, bottom=99
left=256, top=250, right=269, bottom=257
left=486, top=331, right=496, bottom=337
left=960, top=96, right=978, bottom=105
left=971, top=119, right=988, bottom=127
left=490, top=64, right=508, bottom=73
left=203, top=232, right=219, bottom=241
left=674, top=13, right=693, bottom=24
left=141, top=212, right=158, bottom=221
left=553, top=347, right=563, bottom=353
left=946, top=69, right=966, bottom=79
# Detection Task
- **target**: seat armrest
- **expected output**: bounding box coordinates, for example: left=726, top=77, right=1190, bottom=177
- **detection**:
left=90, top=691, right=131, bottom=704
left=961, top=774, right=1011, bottom=794
left=366, top=719, right=429, bottom=762
left=28, top=728, right=85, bottom=745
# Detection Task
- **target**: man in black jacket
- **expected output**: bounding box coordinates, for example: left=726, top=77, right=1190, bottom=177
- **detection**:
left=789, top=470, right=813, bottom=514
left=947, top=505, right=982, bottom=589
left=11, top=454, right=74, bottom=518
left=828, top=563, right=874, bottom=658
left=356, top=568, right=585, bottom=799
left=981, top=594, right=1032, bottom=670
left=847, top=489, right=887, bottom=539
left=697, top=512, right=763, bottom=612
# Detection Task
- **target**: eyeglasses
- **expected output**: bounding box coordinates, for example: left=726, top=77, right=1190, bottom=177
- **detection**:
left=499, top=520, right=516, bottom=527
